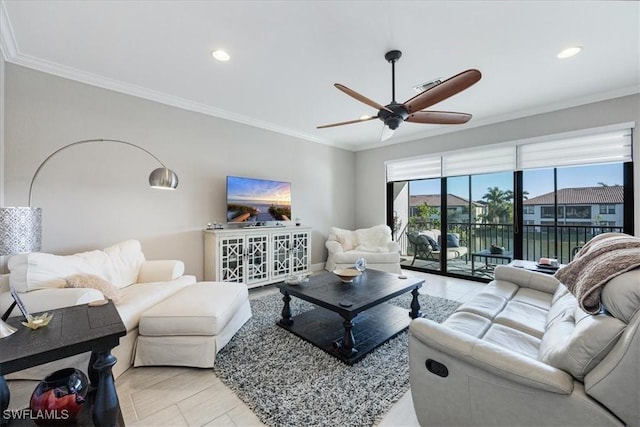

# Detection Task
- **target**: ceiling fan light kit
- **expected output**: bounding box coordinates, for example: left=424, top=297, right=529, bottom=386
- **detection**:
left=318, top=50, right=481, bottom=141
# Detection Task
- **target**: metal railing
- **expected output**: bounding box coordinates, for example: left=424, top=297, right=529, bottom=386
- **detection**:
left=398, top=221, right=623, bottom=265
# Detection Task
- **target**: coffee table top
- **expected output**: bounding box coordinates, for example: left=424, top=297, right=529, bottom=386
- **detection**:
left=276, top=269, right=423, bottom=316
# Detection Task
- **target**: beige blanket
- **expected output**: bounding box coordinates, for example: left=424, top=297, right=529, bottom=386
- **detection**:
left=554, top=233, right=640, bottom=314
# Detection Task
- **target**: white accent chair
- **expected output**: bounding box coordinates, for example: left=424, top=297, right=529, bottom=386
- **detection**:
left=325, top=225, right=401, bottom=274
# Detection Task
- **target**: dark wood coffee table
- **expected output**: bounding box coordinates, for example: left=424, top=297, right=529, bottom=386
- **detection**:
left=276, top=269, right=424, bottom=364
left=1, top=301, right=126, bottom=426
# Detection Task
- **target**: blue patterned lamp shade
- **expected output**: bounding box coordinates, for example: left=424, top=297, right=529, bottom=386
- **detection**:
left=0, top=207, right=42, bottom=255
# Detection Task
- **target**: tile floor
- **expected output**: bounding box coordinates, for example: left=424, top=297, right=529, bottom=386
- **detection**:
left=7, top=270, right=486, bottom=427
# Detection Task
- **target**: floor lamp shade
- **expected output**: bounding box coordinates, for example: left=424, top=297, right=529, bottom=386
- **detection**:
left=149, top=167, right=179, bottom=189
left=0, top=207, right=42, bottom=255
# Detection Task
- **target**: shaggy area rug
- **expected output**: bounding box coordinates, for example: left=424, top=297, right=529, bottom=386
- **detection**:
left=213, top=291, right=460, bottom=427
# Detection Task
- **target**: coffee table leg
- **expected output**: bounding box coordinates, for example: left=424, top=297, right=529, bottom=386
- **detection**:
left=279, top=291, right=293, bottom=326
left=90, top=350, right=119, bottom=427
left=1, top=376, right=9, bottom=425
left=339, top=317, right=358, bottom=358
left=410, top=287, right=423, bottom=319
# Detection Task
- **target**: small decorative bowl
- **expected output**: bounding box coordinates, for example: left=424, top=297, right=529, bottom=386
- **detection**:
left=333, top=269, right=361, bottom=283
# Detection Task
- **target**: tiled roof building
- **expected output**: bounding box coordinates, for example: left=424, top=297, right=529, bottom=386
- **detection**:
left=524, top=186, right=623, bottom=205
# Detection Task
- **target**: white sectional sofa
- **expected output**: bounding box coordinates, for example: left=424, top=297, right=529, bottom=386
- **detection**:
left=0, top=240, right=197, bottom=379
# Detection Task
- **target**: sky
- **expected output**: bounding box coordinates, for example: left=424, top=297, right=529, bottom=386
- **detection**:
left=410, top=163, right=624, bottom=201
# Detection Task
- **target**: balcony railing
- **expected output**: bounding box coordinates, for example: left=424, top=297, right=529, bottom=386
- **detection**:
left=398, top=221, right=623, bottom=269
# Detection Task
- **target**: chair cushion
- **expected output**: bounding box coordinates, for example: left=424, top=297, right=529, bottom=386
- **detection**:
left=447, top=233, right=460, bottom=248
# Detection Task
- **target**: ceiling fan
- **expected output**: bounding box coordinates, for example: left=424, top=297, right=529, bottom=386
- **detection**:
left=317, top=50, right=482, bottom=141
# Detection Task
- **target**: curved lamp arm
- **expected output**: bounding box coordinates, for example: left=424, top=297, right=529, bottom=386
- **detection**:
left=28, top=138, right=178, bottom=206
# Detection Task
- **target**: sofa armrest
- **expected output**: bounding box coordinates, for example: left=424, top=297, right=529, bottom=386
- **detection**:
left=137, top=260, right=185, bottom=283
left=494, top=265, right=560, bottom=294
left=1, top=274, right=9, bottom=294
left=1, top=288, right=104, bottom=318
left=410, top=318, right=574, bottom=394
left=325, top=240, right=344, bottom=254
left=387, top=241, right=400, bottom=253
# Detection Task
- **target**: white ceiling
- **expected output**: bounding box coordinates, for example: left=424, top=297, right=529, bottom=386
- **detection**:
left=1, top=1, right=639, bottom=151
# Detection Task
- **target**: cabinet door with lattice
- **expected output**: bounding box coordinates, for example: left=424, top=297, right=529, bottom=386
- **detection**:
left=245, top=233, right=269, bottom=284
left=270, top=232, right=291, bottom=280
left=290, top=231, right=310, bottom=274
left=218, top=235, right=245, bottom=282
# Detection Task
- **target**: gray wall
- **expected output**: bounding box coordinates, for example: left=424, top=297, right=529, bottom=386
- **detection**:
left=355, top=94, right=640, bottom=235
left=2, top=64, right=356, bottom=278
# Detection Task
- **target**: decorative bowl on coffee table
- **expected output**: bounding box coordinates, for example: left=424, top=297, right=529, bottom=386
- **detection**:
left=332, top=269, right=361, bottom=283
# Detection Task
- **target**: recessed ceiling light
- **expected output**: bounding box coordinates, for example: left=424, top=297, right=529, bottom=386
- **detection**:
left=211, top=50, right=230, bottom=62
left=557, top=46, right=582, bottom=59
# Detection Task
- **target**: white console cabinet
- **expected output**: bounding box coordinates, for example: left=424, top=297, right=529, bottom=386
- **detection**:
left=204, top=227, right=311, bottom=288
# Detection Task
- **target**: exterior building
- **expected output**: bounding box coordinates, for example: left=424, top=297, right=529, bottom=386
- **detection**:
left=409, top=194, right=486, bottom=223
left=523, top=186, right=624, bottom=226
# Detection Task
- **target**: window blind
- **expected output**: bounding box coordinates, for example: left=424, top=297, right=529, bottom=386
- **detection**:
left=517, top=128, right=633, bottom=170
left=442, top=145, right=517, bottom=177
left=385, top=124, right=633, bottom=183
left=386, top=156, right=441, bottom=182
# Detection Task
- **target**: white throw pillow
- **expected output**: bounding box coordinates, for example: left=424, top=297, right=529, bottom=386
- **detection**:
left=9, top=250, right=112, bottom=293
left=103, top=239, right=145, bottom=288
left=330, top=227, right=356, bottom=251
left=8, top=239, right=145, bottom=293
left=355, top=225, right=391, bottom=249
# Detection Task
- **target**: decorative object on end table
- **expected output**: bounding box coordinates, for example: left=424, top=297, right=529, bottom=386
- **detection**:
left=30, top=368, right=89, bottom=426
left=332, top=268, right=361, bottom=283
left=355, top=257, right=367, bottom=272
left=490, top=244, right=505, bottom=254
left=22, top=313, right=53, bottom=330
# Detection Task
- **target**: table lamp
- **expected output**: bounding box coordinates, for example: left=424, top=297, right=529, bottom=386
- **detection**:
left=0, top=138, right=179, bottom=337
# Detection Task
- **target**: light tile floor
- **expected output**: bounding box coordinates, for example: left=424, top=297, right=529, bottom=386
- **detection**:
left=7, top=270, right=486, bottom=427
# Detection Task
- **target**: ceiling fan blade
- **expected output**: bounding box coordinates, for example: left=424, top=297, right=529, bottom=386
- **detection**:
left=334, top=84, right=393, bottom=113
left=381, top=125, right=395, bottom=141
left=407, top=110, right=472, bottom=125
left=403, top=69, right=481, bottom=114
left=316, top=116, right=377, bottom=129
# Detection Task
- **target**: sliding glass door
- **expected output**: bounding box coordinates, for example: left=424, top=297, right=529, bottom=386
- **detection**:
left=392, top=162, right=631, bottom=280
left=522, top=163, right=626, bottom=264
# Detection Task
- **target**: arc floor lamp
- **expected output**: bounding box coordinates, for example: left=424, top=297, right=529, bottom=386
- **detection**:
left=0, top=138, right=179, bottom=337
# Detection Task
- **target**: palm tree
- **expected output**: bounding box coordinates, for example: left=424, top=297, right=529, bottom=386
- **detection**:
left=481, top=187, right=511, bottom=224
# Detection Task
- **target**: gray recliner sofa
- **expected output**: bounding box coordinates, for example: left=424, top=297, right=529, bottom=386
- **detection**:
left=409, top=262, right=639, bottom=427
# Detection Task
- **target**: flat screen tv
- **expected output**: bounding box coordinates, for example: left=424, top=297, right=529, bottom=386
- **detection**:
left=226, top=176, right=291, bottom=223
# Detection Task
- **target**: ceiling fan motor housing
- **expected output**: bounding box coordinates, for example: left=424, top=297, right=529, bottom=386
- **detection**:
left=378, top=103, right=409, bottom=129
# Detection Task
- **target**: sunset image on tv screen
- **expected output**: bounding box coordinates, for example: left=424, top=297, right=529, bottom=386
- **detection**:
left=226, top=176, right=291, bottom=222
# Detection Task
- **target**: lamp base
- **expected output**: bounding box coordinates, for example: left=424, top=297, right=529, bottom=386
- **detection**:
left=0, top=319, right=17, bottom=338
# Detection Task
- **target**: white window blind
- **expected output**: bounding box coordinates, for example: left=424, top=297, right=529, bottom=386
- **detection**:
left=386, top=156, right=441, bottom=182
left=385, top=124, right=633, bottom=183
left=517, top=128, right=633, bottom=170
left=442, top=145, right=517, bottom=177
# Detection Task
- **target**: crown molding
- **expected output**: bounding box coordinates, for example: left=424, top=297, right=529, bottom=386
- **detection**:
left=0, top=2, right=17, bottom=61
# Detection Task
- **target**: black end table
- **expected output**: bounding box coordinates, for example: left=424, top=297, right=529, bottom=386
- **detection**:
left=276, top=269, right=424, bottom=364
left=0, top=301, right=126, bottom=426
